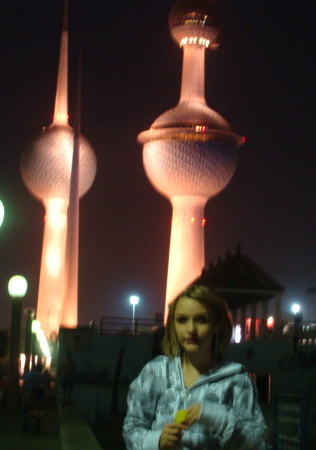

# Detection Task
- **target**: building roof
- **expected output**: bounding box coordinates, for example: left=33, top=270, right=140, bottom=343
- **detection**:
left=195, top=244, right=284, bottom=309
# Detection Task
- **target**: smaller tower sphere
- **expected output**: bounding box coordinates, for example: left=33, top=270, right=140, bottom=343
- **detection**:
left=21, top=124, right=97, bottom=201
left=169, top=0, right=220, bottom=47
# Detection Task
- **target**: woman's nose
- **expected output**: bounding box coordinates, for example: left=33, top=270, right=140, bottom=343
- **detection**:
left=187, top=320, right=196, bottom=333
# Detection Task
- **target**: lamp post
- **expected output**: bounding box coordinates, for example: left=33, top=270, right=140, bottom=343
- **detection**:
left=31, top=319, right=41, bottom=367
left=7, top=275, right=28, bottom=413
left=292, top=303, right=302, bottom=353
left=130, top=295, right=139, bottom=336
left=24, top=307, right=35, bottom=372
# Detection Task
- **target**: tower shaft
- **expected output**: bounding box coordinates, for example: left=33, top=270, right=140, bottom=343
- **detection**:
left=180, top=45, right=205, bottom=103
left=36, top=198, right=68, bottom=336
left=165, top=195, right=207, bottom=320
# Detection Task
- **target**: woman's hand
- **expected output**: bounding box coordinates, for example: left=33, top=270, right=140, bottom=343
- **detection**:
left=185, top=404, right=201, bottom=428
left=159, top=422, right=187, bottom=449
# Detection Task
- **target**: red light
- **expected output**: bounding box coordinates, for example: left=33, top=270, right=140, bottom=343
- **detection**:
left=241, top=136, right=246, bottom=144
left=202, top=219, right=206, bottom=226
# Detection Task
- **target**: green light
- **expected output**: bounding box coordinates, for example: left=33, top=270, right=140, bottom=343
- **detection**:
left=0, top=200, right=4, bottom=227
left=32, top=320, right=41, bottom=333
left=8, top=275, right=28, bottom=298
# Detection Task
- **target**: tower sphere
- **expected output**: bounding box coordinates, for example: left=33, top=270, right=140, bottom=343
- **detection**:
left=169, top=0, right=220, bottom=47
left=139, top=101, right=240, bottom=199
left=21, top=124, right=97, bottom=201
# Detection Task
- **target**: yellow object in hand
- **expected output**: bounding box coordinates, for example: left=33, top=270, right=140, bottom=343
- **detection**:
left=175, top=409, right=188, bottom=424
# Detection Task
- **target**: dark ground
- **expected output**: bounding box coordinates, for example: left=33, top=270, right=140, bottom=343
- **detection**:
left=0, top=382, right=60, bottom=449
left=91, top=414, right=126, bottom=450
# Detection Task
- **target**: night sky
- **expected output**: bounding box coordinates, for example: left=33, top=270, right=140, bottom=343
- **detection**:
left=0, top=0, right=315, bottom=331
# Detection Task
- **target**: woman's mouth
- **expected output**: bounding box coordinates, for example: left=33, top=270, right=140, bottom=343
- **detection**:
left=185, top=338, right=199, bottom=344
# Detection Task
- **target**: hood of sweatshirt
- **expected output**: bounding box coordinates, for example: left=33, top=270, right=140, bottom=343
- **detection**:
left=173, top=356, right=247, bottom=390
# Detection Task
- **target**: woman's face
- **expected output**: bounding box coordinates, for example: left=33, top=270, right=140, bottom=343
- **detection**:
left=174, top=296, right=215, bottom=357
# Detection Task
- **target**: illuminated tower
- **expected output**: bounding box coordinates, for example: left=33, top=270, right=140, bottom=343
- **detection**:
left=138, top=0, right=244, bottom=320
left=20, top=1, right=97, bottom=338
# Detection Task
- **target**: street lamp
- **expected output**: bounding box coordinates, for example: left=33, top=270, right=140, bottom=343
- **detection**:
left=292, top=303, right=300, bottom=315
left=130, top=295, right=139, bottom=335
left=31, top=320, right=41, bottom=367
left=24, top=307, right=36, bottom=372
left=292, top=303, right=302, bottom=353
left=7, top=275, right=28, bottom=413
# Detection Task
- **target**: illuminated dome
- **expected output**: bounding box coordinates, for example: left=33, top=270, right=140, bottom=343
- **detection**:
left=21, top=124, right=97, bottom=200
left=169, top=0, right=220, bottom=47
left=139, top=100, right=241, bottom=199
left=141, top=135, right=238, bottom=199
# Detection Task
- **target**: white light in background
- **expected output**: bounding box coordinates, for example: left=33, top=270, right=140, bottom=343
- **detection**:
left=130, top=295, right=140, bottom=335
left=234, top=324, right=241, bottom=343
left=292, top=303, right=300, bottom=314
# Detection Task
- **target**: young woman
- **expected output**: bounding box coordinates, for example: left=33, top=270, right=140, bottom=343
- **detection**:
left=123, top=285, right=271, bottom=449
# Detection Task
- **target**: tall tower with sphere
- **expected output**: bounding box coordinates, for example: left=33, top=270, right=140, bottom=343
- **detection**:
left=138, top=0, right=244, bottom=320
left=20, top=1, right=97, bottom=338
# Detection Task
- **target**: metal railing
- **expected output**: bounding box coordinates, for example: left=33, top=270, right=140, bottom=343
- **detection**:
left=99, top=316, right=164, bottom=336
left=98, top=316, right=316, bottom=344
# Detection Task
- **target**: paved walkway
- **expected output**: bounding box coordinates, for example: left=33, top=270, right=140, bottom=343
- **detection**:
left=0, top=382, right=127, bottom=450
left=0, top=383, right=61, bottom=450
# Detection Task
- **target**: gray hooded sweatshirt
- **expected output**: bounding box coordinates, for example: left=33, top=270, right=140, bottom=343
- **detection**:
left=123, top=355, right=271, bottom=449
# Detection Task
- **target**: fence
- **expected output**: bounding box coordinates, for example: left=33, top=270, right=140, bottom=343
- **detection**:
left=99, top=316, right=164, bottom=336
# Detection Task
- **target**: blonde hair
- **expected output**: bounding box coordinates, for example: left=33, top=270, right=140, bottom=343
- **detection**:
left=162, top=285, right=232, bottom=360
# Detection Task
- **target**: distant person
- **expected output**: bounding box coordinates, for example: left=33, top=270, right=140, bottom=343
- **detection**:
left=22, top=362, right=45, bottom=433
left=123, top=285, right=272, bottom=449
left=30, top=362, right=45, bottom=415
left=43, top=369, right=52, bottom=390
left=58, top=349, right=76, bottom=405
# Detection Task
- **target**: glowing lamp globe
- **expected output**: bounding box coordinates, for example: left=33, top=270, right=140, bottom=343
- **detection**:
left=0, top=200, right=4, bottom=227
left=32, top=320, right=41, bottom=334
left=20, top=124, right=97, bottom=201
left=8, top=275, right=28, bottom=299
left=292, top=304, right=301, bottom=314
left=130, top=295, right=140, bottom=306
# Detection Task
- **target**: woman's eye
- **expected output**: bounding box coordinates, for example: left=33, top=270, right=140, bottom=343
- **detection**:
left=176, top=317, right=187, bottom=324
left=196, top=316, right=208, bottom=323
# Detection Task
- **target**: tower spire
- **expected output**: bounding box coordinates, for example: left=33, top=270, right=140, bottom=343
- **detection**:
left=53, top=0, right=69, bottom=125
